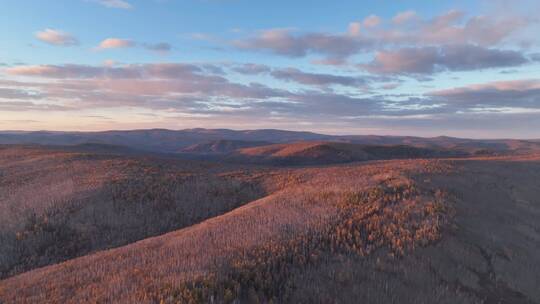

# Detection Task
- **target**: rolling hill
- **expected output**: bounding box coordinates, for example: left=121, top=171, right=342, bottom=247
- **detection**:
left=181, top=140, right=272, bottom=154
left=2, top=129, right=540, bottom=155
left=0, top=129, right=328, bottom=153
left=230, top=141, right=468, bottom=165
left=1, top=151, right=539, bottom=303
left=0, top=145, right=288, bottom=279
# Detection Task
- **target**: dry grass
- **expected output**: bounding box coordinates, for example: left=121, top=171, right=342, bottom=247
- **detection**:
left=1, top=149, right=540, bottom=304
left=0, top=146, right=277, bottom=279
left=0, top=158, right=453, bottom=303
left=159, top=174, right=450, bottom=303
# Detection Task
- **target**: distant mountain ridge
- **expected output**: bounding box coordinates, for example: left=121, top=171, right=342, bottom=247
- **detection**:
left=181, top=139, right=272, bottom=154
left=1, top=128, right=539, bottom=155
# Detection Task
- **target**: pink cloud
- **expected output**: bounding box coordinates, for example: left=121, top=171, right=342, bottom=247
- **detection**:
left=7, top=65, right=110, bottom=78
left=35, top=29, right=79, bottom=46
left=432, top=79, right=540, bottom=95
left=97, top=38, right=135, bottom=50
left=233, top=28, right=369, bottom=62
left=270, top=67, right=366, bottom=88
left=232, top=10, right=532, bottom=63
left=362, top=45, right=528, bottom=75
left=348, top=22, right=361, bottom=36
left=429, top=79, right=540, bottom=109
left=363, top=15, right=381, bottom=28
left=392, top=10, right=418, bottom=24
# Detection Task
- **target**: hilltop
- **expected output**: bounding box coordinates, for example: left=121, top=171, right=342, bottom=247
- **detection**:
left=231, top=141, right=467, bottom=165
left=181, top=140, right=272, bottom=154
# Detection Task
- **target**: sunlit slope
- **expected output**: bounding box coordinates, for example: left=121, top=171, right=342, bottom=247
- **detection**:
left=1, top=158, right=450, bottom=303
left=233, top=141, right=466, bottom=165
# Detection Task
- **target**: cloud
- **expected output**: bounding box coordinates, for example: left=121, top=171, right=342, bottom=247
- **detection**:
left=0, top=88, right=43, bottom=100
left=363, top=47, right=439, bottom=75
left=97, top=38, right=135, bottom=50
left=7, top=65, right=104, bottom=78
left=200, top=64, right=225, bottom=75
left=362, top=45, right=528, bottom=75
left=429, top=79, right=540, bottom=108
left=2, top=63, right=379, bottom=116
left=348, top=22, right=361, bottom=36
left=530, top=53, right=540, bottom=61
left=143, top=42, right=172, bottom=53
left=383, top=10, right=530, bottom=46
left=454, top=15, right=528, bottom=46
left=232, top=63, right=271, bottom=75
left=92, top=0, right=132, bottom=9
left=3, top=61, right=540, bottom=137
left=3, top=63, right=288, bottom=106
left=392, top=10, right=418, bottom=24
left=95, top=39, right=172, bottom=53
left=232, top=28, right=369, bottom=63
left=380, top=83, right=401, bottom=90
left=35, top=29, right=79, bottom=46
left=231, top=10, right=532, bottom=64
left=233, top=28, right=308, bottom=57
left=230, top=64, right=371, bottom=88
left=363, top=15, right=381, bottom=28
left=103, top=59, right=117, bottom=67
left=6, top=63, right=203, bottom=79
left=0, top=101, right=67, bottom=111
left=270, top=68, right=366, bottom=88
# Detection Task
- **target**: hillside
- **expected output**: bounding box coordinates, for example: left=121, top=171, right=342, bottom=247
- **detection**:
left=1, top=154, right=539, bottom=303
left=181, top=140, right=272, bottom=154
left=0, top=145, right=286, bottom=279
left=232, top=141, right=467, bottom=165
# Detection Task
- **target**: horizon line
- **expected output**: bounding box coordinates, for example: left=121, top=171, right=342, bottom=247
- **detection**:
left=0, top=128, right=538, bottom=141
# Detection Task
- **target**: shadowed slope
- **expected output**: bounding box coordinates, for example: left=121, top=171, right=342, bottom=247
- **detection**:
left=287, top=155, right=540, bottom=304
left=0, top=145, right=277, bottom=279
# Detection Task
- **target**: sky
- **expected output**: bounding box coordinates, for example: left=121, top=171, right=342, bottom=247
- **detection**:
left=1, top=0, right=540, bottom=138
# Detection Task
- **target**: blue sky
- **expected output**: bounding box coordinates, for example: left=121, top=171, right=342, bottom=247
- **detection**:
left=1, top=0, right=477, bottom=64
left=1, top=0, right=540, bottom=137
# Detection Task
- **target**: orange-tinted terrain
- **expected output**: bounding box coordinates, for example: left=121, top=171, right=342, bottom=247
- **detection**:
left=0, top=130, right=539, bottom=304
